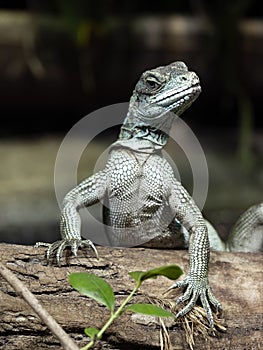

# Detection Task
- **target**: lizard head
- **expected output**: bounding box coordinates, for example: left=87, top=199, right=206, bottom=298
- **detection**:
left=119, top=61, right=201, bottom=146
left=134, top=61, right=201, bottom=116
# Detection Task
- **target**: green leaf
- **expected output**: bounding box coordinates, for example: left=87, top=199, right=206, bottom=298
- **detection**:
left=84, top=327, right=99, bottom=339
left=128, top=271, right=144, bottom=284
left=129, top=265, right=183, bottom=284
left=69, top=272, right=115, bottom=312
left=126, top=303, right=174, bottom=318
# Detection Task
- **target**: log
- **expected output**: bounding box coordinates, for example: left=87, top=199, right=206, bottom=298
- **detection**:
left=0, top=243, right=262, bottom=350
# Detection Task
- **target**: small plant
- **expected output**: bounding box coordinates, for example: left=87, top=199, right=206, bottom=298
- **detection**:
left=69, top=265, right=183, bottom=349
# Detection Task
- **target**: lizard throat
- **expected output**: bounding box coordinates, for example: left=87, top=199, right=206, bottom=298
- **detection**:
left=119, top=124, right=169, bottom=147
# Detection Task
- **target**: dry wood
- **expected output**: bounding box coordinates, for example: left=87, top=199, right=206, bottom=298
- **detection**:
left=0, top=243, right=262, bottom=349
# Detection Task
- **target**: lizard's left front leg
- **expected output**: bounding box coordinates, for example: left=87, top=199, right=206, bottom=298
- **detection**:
left=168, top=179, right=222, bottom=328
left=36, top=170, right=108, bottom=264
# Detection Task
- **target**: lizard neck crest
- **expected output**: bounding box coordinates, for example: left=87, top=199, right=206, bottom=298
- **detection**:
left=118, top=61, right=201, bottom=148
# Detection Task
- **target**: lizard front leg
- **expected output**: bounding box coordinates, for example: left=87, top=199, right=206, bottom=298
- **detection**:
left=36, top=170, right=108, bottom=264
left=168, top=179, right=222, bottom=328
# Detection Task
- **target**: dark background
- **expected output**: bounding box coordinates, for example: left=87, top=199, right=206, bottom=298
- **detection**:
left=0, top=0, right=262, bottom=135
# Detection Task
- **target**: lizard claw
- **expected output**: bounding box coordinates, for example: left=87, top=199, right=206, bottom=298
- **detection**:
left=35, top=238, right=99, bottom=265
left=168, top=276, right=222, bottom=328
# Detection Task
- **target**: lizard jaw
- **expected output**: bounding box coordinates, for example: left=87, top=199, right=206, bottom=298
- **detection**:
left=136, top=83, right=201, bottom=122
left=152, top=83, right=201, bottom=116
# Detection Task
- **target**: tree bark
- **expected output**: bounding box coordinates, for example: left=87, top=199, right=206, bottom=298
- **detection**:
left=0, top=243, right=262, bottom=349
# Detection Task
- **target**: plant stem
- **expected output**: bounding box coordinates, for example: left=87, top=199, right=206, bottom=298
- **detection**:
left=81, top=283, right=140, bottom=350
left=0, top=262, right=79, bottom=350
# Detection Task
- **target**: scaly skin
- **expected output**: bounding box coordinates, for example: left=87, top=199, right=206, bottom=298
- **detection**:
left=36, top=61, right=263, bottom=327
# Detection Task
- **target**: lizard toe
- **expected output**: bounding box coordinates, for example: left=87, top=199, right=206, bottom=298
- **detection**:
left=34, top=242, right=50, bottom=248
left=56, top=241, right=69, bottom=265
left=46, top=241, right=61, bottom=261
left=167, top=276, right=189, bottom=292
left=176, top=284, right=195, bottom=304
left=207, top=287, right=222, bottom=311
left=175, top=291, right=199, bottom=319
left=81, top=239, right=99, bottom=259
left=200, top=291, right=214, bottom=328
left=70, top=240, right=78, bottom=256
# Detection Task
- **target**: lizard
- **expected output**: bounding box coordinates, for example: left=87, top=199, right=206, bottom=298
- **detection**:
left=36, top=61, right=263, bottom=328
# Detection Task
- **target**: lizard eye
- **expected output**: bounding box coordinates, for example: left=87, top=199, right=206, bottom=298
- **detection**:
left=145, top=77, right=161, bottom=91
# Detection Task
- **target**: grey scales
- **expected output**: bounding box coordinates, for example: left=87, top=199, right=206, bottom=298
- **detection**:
left=36, top=61, right=263, bottom=328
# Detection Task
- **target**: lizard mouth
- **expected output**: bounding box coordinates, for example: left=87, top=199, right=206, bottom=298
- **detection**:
left=158, top=84, right=201, bottom=110
left=142, top=84, right=201, bottom=120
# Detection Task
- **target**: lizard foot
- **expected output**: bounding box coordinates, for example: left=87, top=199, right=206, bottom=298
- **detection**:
left=35, top=239, right=99, bottom=265
left=168, top=275, right=222, bottom=328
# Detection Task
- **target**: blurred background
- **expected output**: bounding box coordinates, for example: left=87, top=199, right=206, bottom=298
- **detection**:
left=0, top=0, right=262, bottom=245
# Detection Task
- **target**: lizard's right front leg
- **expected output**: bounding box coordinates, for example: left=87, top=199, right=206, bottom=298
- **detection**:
left=35, top=171, right=108, bottom=264
left=168, top=179, right=222, bottom=328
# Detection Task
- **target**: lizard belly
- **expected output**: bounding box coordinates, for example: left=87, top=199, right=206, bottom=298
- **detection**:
left=103, top=150, right=183, bottom=247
